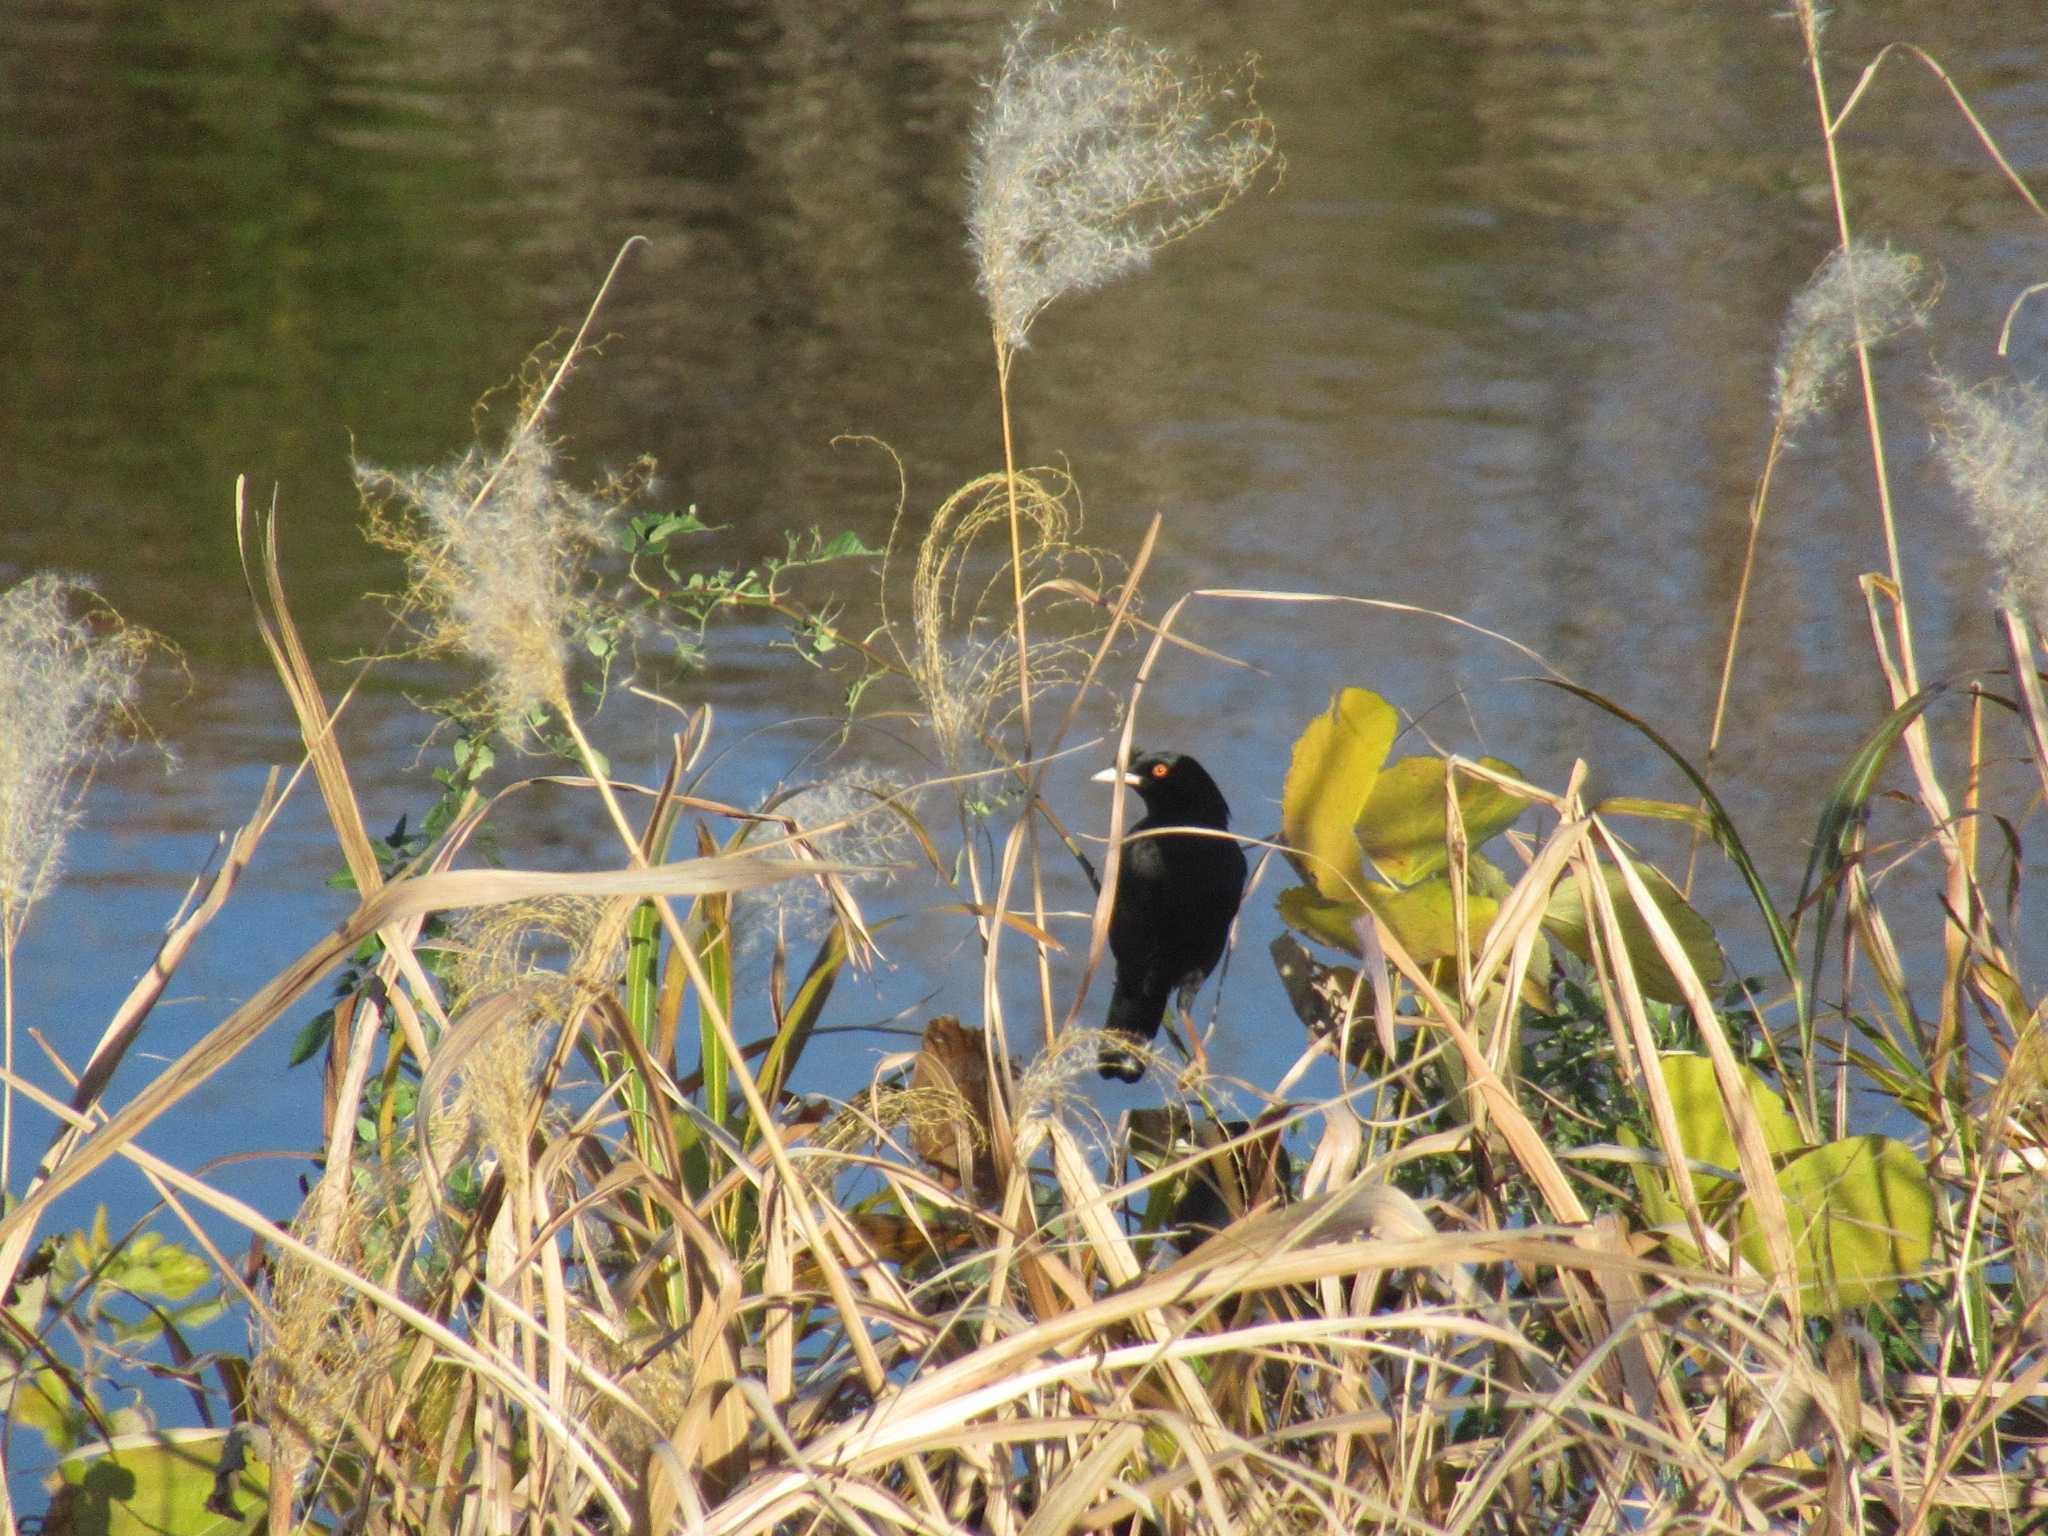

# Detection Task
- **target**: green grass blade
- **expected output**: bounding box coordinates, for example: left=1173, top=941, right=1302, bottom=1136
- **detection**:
left=1536, top=678, right=1800, bottom=1018
left=1792, top=681, right=1949, bottom=993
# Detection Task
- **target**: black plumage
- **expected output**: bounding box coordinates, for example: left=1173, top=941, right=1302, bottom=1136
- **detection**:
left=1093, top=751, right=1248, bottom=1082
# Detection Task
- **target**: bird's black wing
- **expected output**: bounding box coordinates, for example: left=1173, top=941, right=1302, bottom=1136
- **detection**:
left=1099, top=825, right=1247, bottom=1080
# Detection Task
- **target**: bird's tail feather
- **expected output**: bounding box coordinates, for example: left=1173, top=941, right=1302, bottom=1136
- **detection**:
left=1099, top=981, right=1170, bottom=1082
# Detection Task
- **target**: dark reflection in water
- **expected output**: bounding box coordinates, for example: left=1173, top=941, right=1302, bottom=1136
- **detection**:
left=2, top=0, right=2045, bottom=1256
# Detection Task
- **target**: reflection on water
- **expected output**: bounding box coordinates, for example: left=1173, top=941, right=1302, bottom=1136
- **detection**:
left=2, top=0, right=2044, bottom=1246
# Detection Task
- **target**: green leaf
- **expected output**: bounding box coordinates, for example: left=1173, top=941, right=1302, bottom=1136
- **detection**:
left=16, top=1367, right=91, bottom=1453
left=1535, top=677, right=1801, bottom=1023
left=1281, top=688, right=1398, bottom=900
left=286, top=1011, right=332, bottom=1068
left=1657, top=1052, right=1805, bottom=1198
left=1543, top=858, right=1723, bottom=1005
left=1359, top=878, right=1501, bottom=965
left=1280, top=877, right=1501, bottom=966
left=631, top=507, right=715, bottom=547
left=54, top=1428, right=269, bottom=1534
left=816, top=530, right=882, bottom=560
left=1276, top=886, right=1368, bottom=956
left=1737, top=1134, right=1935, bottom=1312
left=756, top=921, right=855, bottom=1115
left=452, top=733, right=495, bottom=777
left=108, top=1232, right=211, bottom=1303
left=1357, top=755, right=1526, bottom=885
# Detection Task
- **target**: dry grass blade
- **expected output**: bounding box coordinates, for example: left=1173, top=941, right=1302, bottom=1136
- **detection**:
left=1597, top=820, right=1799, bottom=1309
left=0, top=851, right=846, bottom=1250
left=238, top=480, right=383, bottom=896
left=1832, top=42, right=2048, bottom=220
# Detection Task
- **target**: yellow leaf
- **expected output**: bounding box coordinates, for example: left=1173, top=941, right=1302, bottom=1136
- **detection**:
left=1281, top=688, right=1397, bottom=900
left=1358, top=754, right=1526, bottom=885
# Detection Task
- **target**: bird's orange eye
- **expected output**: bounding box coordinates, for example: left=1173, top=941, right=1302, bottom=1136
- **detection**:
left=1150, top=762, right=1169, bottom=778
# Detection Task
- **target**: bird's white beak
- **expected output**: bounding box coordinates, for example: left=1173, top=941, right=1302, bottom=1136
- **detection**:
left=1092, top=766, right=1142, bottom=787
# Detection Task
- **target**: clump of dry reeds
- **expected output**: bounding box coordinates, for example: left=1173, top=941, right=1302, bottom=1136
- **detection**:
left=251, top=1173, right=403, bottom=1467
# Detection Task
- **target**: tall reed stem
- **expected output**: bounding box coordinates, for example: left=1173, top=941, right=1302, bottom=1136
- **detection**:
left=1684, top=425, right=1789, bottom=895
left=992, top=345, right=1060, bottom=1056
left=1, top=939, right=13, bottom=1193
left=1799, top=5, right=1915, bottom=679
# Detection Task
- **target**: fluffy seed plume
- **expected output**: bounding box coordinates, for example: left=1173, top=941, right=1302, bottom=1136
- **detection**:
left=0, top=575, right=150, bottom=946
left=738, top=776, right=920, bottom=950
left=358, top=413, right=643, bottom=745
left=1772, top=241, right=1931, bottom=431
left=1932, top=373, right=2048, bottom=632
left=967, top=16, right=1278, bottom=352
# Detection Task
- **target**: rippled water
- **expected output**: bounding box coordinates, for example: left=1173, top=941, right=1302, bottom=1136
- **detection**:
left=3, top=0, right=2046, bottom=1464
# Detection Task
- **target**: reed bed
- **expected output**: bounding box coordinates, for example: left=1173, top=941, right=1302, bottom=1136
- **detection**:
left=5, top=4, right=2048, bottom=1534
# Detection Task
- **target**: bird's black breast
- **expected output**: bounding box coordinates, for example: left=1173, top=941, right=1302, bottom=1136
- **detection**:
left=1108, top=817, right=1248, bottom=986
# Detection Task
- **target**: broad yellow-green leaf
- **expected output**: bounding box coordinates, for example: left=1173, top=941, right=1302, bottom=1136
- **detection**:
left=1616, top=1124, right=1684, bottom=1231
left=1359, top=878, right=1501, bottom=965
left=1277, top=887, right=1369, bottom=956
left=1657, top=1052, right=1805, bottom=1199
left=1282, top=688, right=1397, bottom=900
left=53, top=1429, right=268, bottom=1535
left=1280, top=878, right=1501, bottom=966
left=1736, top=1134, right=1935, bottom=1312
left=15, top=1366, right=91, bottom=1453
left=1358, top=755, right=1526, bottom=885
left=1544, top=858, right=1724, bottom=1004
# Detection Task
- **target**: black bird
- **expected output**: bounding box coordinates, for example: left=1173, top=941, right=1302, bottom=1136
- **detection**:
left=1093, top=751, right=1248, bottom=1081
